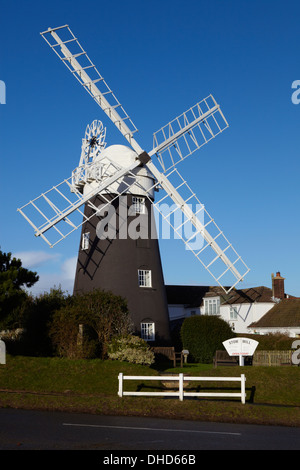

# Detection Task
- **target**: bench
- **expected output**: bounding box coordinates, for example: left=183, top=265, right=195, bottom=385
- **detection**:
left=152, top=346, right=183, bottom=367
left=213, top=350, right=238, bottom=368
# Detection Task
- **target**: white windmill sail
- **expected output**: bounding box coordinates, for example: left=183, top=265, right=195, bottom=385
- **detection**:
left=151, top=95, right=229, bottom=173
left=17, top=152, right=141, bottom=247
left=148, top=167, right=249, bottom=293
left=40, top=25, right=141, bottom=154
left=18, top=24, right=250, bottom=293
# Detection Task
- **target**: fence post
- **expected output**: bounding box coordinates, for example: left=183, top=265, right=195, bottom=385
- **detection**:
left=179, top=373, right=184, bottom=401
left=241, top=374, right=246, bottom=404
left=118, top=372, right=123, bottom=397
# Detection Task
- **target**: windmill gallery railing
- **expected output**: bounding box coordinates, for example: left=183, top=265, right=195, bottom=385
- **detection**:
left=118, top=373, right=246, bottom=404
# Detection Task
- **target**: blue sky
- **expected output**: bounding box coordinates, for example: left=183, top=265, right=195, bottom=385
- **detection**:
left=1, top=0, right=300, bottom=296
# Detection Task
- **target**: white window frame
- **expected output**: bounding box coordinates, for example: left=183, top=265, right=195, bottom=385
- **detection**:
left=82, top=232, right=90, bottom=250
left=204, top=297, right=220, bottom=315
left=132, top=196, right=146, bottom=214
left=230, top=306, right=238, bottom=320
left=138, top=269, right=152, bottom=288
left=141, top=322, right=155, bottom=341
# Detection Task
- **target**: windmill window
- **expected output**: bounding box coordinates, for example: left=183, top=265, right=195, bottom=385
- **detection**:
left=138, top=269, right=152, bottom=287
left=82, top=232, right=90, bottom=250
left=141, top=322, right=155, bottom=341
left=204, top=297, right=220, bottom=315
left=132, top=196, right=146, bottom=214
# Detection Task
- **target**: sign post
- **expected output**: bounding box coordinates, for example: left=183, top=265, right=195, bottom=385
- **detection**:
left=222, top=337, right=259, bottom=366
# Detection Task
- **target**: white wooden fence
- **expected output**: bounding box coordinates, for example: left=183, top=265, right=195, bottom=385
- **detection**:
left=118, top=373, right=246, bottom=404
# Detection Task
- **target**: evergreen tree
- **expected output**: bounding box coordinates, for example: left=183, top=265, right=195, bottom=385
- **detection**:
left=0, top=250, right=39, bottom=328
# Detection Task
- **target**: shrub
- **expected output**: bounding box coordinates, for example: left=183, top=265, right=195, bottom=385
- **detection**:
left=181, top=315, right=235, bottom=363
left=238, top=332, right=294, bottom=350
left=22, top=287, right=68, bottom=356
left=50, top=307, right=98, bottom=359
left=50, top=289, right=132, bottom=359
left=108, top=334, right=155, bottom=365
left=1, top=287, right=67, bottom=356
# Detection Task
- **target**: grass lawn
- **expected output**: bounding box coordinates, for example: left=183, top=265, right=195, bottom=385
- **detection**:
left=0, top=355, right=299, bottom=427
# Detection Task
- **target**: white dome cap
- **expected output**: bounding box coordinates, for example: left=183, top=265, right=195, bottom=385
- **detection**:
left=83, top=144, right=156, bottom=198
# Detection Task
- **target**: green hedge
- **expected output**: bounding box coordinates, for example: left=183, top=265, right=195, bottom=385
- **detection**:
left=181, top=315, right=235, bottom=363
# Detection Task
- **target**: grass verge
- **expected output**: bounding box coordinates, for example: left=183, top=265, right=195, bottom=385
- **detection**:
left=0, top=355, right=299, bottom=427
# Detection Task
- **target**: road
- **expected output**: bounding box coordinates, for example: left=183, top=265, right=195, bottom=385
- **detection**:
left=0, top=408, right=299, bottom=453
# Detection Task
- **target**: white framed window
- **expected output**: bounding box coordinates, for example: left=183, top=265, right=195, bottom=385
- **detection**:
left=230, top=306, right=238, bottom=320
left=141, top=322, right=155, bottom=341
left=82, top=232, right=90, bottom=250
left=204, top=297, right=220, bottom=315
left=132, top=196, right=146, bottom=214
left=138, top=269, right=152, bottom=287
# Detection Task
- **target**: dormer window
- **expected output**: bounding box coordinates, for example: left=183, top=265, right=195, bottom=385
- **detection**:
left=204, top=297, right=220, bottom=315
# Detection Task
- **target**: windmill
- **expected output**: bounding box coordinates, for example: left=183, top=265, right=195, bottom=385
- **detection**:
left=18, top=25, right=250, bottom=344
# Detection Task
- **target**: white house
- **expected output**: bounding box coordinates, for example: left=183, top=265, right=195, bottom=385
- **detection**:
left=166, top=272, right=300, bottom=337
left=166, top=284, right=276, bottom=334
left=248, top=299, right=300, bottom=338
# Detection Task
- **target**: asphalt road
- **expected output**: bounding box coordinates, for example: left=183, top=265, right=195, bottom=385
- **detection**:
left=0, top=408, right=299, bottom=453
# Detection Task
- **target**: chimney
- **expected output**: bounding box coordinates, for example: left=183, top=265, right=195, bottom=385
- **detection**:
left=272, top=271, right=285, bottom=299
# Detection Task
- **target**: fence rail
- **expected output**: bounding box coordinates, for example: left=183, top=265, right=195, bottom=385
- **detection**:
left=118, top=373, right=246, bottom=404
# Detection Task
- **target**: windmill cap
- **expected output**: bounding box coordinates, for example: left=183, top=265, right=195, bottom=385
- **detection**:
left=98, top=144, right=154, bottom=177
left=84, top=144, right=156, bottom=198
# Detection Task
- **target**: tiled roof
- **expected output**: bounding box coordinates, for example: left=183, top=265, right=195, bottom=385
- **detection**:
left=165, top=285, right=275, bottom=307
left=218, top=286, right=274, bottom=305
left=249, top=299, right=300, bottom=328
left=165, top=285, right=211, bottom=307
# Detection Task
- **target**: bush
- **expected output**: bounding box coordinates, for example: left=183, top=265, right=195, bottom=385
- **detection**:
left=22, top=287, right=68, bottom=356
left=50, top=289, right=132, bottom=359
left=108, top=334, right=155, bottom=365
left=181, top=315, right=235, bottom=363
left=238, top=332, right=294, bottom=350
left=1, top=287, right=67, bottom=356
left=50, top=308, right=98, bottom=359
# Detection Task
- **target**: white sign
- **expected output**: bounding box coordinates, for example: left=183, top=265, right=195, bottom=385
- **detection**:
left=223, top=337, right=259, bottom=357
left=0, top=340, right=6, bottom=365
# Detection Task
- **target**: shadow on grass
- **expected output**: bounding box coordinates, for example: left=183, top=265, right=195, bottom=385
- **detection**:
left=134, top=381, right=257, bottom=403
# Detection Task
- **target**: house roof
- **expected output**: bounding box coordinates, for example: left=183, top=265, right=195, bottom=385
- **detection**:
left=165, top=284, right=275, bottom=308
left=217, top=286, right=274, bottom=305
left=249, top=299, right=300, bottom=328
left=165, top=285, right=211, bottom=307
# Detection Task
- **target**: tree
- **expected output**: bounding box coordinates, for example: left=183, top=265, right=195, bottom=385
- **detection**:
left=0, top=250, right=39, bottom=329
left=50, top=289, right=132, bottom=359
left=22, top=286, right=68, bottom=356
